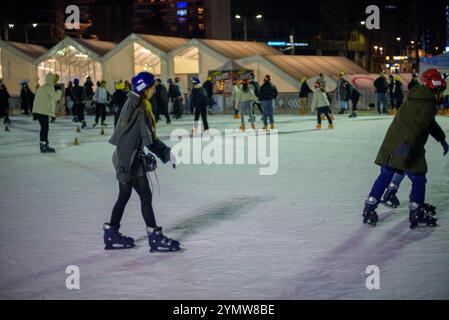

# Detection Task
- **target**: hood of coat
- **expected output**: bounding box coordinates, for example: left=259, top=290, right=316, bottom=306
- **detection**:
left=408, top=85, right=436, bottom=104
left=45, top=73, right=56, bottom=85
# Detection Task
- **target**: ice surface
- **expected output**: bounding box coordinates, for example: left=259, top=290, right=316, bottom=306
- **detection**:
left=0, top=114, right=448, bottom=300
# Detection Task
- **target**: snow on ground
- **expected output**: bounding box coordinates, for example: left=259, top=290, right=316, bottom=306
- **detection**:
left=0, top=113, right=448, bottom=300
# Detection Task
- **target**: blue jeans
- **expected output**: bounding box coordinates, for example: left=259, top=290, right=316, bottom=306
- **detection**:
left=261, top=99, right=275, bottom=126
left=339, top=101, right=348, bottom=110
left=376, top=93, right=388, bottom=113
left=369, top=166, right=426, bottom=205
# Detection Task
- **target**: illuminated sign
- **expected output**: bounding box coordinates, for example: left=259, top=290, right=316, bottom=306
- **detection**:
left=177, top=9, right=187, bottom=16
left=177, top=2, right=187, bottom=9
left=267, top=41, right=309, bottom=47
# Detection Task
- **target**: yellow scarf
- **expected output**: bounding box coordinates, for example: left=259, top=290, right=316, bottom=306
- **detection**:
left=143, top=98, right=157, bottom=140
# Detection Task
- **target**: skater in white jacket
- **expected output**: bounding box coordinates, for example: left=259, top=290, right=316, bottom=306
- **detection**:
left=311, top=81, right=333, bottom=129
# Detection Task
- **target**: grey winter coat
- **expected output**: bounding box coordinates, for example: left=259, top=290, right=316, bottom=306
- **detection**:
left=109, top=91, right=171, bottom=183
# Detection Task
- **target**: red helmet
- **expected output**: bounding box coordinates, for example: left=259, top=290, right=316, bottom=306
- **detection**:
left=421, top=68, right=446, bottom=90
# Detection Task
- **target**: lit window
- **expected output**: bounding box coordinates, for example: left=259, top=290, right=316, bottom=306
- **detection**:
left=197, top=7, right=204, bottom=14
left=198, top=23, right=205, bottom=30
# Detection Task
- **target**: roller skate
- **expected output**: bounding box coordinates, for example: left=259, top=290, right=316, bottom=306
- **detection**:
left=409, top=203, right=438, bottom=229
left=147, top=227, right=181, bottom=253
left=382, top=182, right=400, bottom=208
left=239, top=123, right=246, bottom=132
left=363, top=196, right=379, bottom=226
left=103, top=223, right=135, bottom=250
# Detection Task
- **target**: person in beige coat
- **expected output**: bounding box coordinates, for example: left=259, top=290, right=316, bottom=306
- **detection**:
left=236, top=79, right=259, bottom=131
left=32, top=73, right=62, bottom=153
left=311, top=81, right=333, bottom=129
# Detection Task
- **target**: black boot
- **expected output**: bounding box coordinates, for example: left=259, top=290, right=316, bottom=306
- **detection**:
left=363, top=196, right=379, bottom=226
left=40, top=141, right=56, bottom=153
left=409, top=203, right=437, bottom=229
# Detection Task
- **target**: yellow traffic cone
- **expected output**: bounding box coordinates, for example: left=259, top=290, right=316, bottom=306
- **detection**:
left=73, top=137, right=80, bottom=146
left=76, top=126, right=81, bottom=133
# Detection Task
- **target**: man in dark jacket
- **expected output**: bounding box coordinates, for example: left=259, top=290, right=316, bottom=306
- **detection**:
left=349, top=85, right=360, bottom=118
left=20, top=81, right=35, bottom=115
left=374, top=72, right=389, bottom=114
left=191, top=77, right=209, bottom=135
left=362, top=69, right=448, bottom=229
left=392, top=75, right=404, bottom=110
left=259, top=75, right=278, bottom=129
left=299, top=77, right=312, bottom=115
left=71, top=79, right=87, bottom=128
left=112, top=81, right=128, bottom=127
left=202, top=77, right=214, bottom=113
left=168, top=79, right=183, bottom=120
left=336, top=72, right=351, bottom=114
left=408, top=73, right=420, bottom=90
left=0, top=80, right=11, bottom=125
left=249, top=73, right=263, bottom=120
left=155, top=79, right=171, bottom=124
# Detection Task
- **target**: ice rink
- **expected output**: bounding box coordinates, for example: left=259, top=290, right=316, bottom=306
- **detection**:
left=1, top=113, right=448, bottom=300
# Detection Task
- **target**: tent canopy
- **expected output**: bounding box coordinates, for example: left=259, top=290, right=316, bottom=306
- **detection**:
left=136, top=34, right=189, bottom=53
left=263, top=55, right=369, bottom=80
left=0, top=40, right=47, bottom=61
left=199, top=39, right=280, bottom=60
left=72, top=38, right=117, bottom=57
left=209, top=59, right=252, bottom=73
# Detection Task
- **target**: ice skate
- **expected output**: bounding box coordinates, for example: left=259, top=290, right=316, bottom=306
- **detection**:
left=409, top=203, right=438, bottom=229
left=423, top=203, right=437, bottom=216
left=328, top=123, right=334, bottom=129
left=321, top=115, right=326, bottom=121
left=93, top=121, right=98, bottom=128
left=3, top=116, right=11, bottom=125
left=239, top=123, right=246, bottom=132
left=316, top=124, right=321, bottom=130
left=40, top=142, right=56, bottom=153
left=101, top=122, right=108, bottom=127
left=103, top=223, right=135, bottom=250
left=330, top=114, right=335, bottom=121
left=363, top=197, right=379, bottom=226
left=349, top=112, right=357, bottom=118
left=270, top=124, right=275, bottom=130
left=233, top=114, right=240, bottom=120
left=81, top=121, right=87, bottom=129
left=147, top=227, right=181, bottom=253
left=262, top=125, right=268, bottom=130
left=251, top=123, right=256, bottom=130
left=382, top=182, right=400, bottom=208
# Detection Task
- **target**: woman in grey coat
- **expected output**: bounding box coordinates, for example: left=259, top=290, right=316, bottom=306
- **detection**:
left=103, top=71, right=180, bottom=253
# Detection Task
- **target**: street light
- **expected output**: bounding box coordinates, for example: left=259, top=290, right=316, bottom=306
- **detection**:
left=32, top=23, right=38, bottom=28
left=8, top=24, right=14, bottom=29
left=234, top=14, right=263, bottom=41
left=396, top=37, right=401, bottom=41
left=360, top=21, right=366, bottom=25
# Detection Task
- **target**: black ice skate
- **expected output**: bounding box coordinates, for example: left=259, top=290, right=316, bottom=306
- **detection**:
left=409, top=203, right=438, bottom=229
left=363, top=196, right=379, bottom=226
left=147, top=227, right=181, bottom=253
left=103, top=223, right=135, bottom=250
left=382, top=182, right=400, bottom=208
left=423, top=203, right=437, bottom=216
left=40, top=142, right=56, bottom=153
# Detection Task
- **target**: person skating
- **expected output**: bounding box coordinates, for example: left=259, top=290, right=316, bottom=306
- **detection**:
left=259, top=75, right=278, bottom=130
left=190, top=77, right=210, bottom=135
left=93, top=80, right=110, bottom=127
left=168, top=79, right=183, bottom=120
left=112, top=81, right=127, bottom=127
left=374, top=72, right=389, bottom=114
left=32, top=73, right=62, bottom=153
left=236, top=79, right=259, bottom=131
left=348, top=85, right=360, bottom=118
left=106, top=71, right=180, bottom=252
left=20, top=81, right=35, bottom=116
left=299, top=77, right=312, bottom=115
left=248, top=73, right=263, bottom=121
left=65, top=81, right=74, bottom=117
left=336, top=72, right=351, bottom=114
left=408, top=73, right=420, bottom=90
left=311, top=81, right=333, bottom=129
left=72, top=79, right=87, bottom=128
left=231, top=80, right=240, bottom=119
left=388, top=74, right=395, bottom=112
left=362, top=69, right=448, bottom=228
left=155, top=79, right=171, bottom=124
left=203, top=76, right=214, bottom=114
left=390, top=75, right=404, bottom=114
left=0, top=80, right=11, bottom=125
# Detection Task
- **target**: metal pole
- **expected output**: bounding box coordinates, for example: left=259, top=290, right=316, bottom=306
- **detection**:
left=25, top=25, right=28, bottom=44
left=243, top=17, right=247, bottom=41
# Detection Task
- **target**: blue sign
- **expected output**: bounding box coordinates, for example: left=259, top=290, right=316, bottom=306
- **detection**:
left=177, top=2, right=187, bottom=9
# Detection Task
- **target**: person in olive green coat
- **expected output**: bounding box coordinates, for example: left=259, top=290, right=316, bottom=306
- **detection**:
left=363, top=69, right=448, bottom=229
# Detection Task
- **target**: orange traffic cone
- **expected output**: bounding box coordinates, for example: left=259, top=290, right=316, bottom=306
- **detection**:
left=5, top=125, right=10, bottom=132
left=76, top=126, right=81, bottom=133
left=73, top=137, right=80, bottom=146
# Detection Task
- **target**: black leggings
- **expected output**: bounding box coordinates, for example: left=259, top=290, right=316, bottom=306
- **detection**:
left=194, top=105, right=209, bottom=130
left=37, top=114, right=49, bottom=142
left=110, top=176, right=157, bottom=228
left=95, top=103, right=106, bottom=123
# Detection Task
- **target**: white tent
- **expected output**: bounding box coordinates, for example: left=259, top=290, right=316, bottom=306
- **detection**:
left=102, top=33, right=189, bottom=92
left=34, top=37, right=116, bottom=89
left=0, top=40, right=47, bottom=95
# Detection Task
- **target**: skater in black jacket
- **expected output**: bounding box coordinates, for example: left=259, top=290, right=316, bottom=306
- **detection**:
left=191, top=77, right=209, bottom=135
left=112, top=81, right=127, bottom=127
left=104, top=71, right=180, bottom=253
left=0, top=80, right=11, bottom=125
left=155, top=79, right=171, bottom=124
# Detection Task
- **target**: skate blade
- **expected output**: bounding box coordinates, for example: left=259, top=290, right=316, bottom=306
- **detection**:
left=410, top=222, right=438, bottom=229
left=105, top=244, right=136, bottom=250
left=149, top=247, right=184, bottom=254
